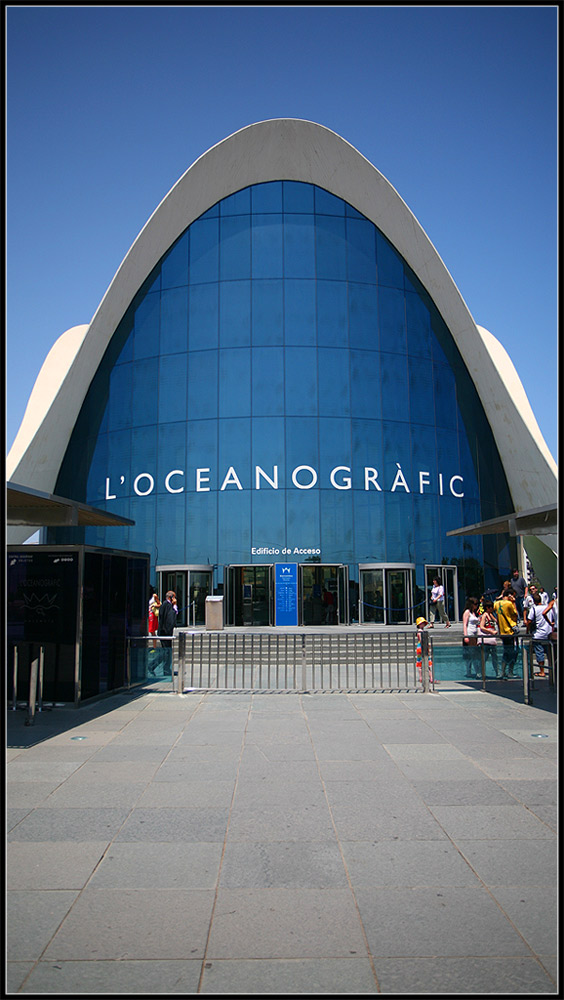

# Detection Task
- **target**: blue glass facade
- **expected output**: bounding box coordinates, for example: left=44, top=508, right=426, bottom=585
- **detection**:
left=50, top=181, right=516, bottom=621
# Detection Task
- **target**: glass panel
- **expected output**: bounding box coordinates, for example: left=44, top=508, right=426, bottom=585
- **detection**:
left=378, top=287, right=406, bottom=353
left=134, top=292, right=160, bottom=359
left=219, top=348, right=251, bottom=417
left=317, top=280, right=348, bottom=347
left=316, top=216, right=347, bottom=280
left=220, top=216, right=251, bottom=280
left=361, top=569, right=384, bottom=624
left=285, top=348, right=318, bottom=416
left=283, top=180, right=314, bottom=213
left=318, top=348, right=350, bottom=417
left=220, top=187, right=251, bottom=215
left=346, top=219, right=377, bottom=283
left=160, top=287, right=189, bottom=354
left=348, top=283, right=379, bottom=351
left=189, top=283, right=218, bottom=350
left=252, top=280, right=283, bottom=345
left=251, top=181, right=283, bottom=213
left=161, top=232, right=189, bottom=289
left=284, top=215, right=315, bottom=278
left=219, top=281, right=251, bottom=347
left=376, top=232, right=404, bottom=289
left=284, top=280, right=316, bottom=345
left=251, top=214, right=283, bottom=278
left=252, top=347, right=284, bottom=416
left=314, top=187, right=345, bottom=216
left=188, top=217, right=219, bottom=283
left=351, top=350, right=382, bottom=419
left=387, top=569, right=410, bottom=624
left=158, top=354, right=187, bottom=424
left=230, top=565, right=271, bottom=626
left=187, top=350, right=218, bottom=420
left=302, top=565, right=339, bottom=625
left=189, top=571, right=212, bottom=626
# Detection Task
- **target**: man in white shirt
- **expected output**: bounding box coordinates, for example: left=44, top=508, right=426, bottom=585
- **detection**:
left=527, top=592, right=553, bottom=677
left=429, top=578, right=451, bottom=628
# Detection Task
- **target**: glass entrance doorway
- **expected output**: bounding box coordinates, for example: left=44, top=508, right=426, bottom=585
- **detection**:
left=359, top=565, right=415, bottom=625
left=425, top=565, right=459, bottom=622
left=300, top=565, right=348, bottom=625
left=227, top=565, right=273, bottom=626
left=157, top=566, right=213, bottom=626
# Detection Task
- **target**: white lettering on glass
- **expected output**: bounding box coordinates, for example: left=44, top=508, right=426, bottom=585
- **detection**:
left=220, top=467, right=243, bottom=491
left=292, top=466, right=318, bottom=490
left=364, top=468, right=382, bottom=491
left=449, top=475, right=464, bottom=497
left=391, top=464, right=410, bottom=493
left=255, top=465, right=279, bottom=490
left=196, top=468, right=210, bottom=492
left=103, top=464, right=465, bottom=498
left=330, top=466, right=352, bottom=490
left=165, top=470, right=184, bottom=494
left=133, top=473, right=154, bottom=496
left=419, top=471, right=431, bottom=494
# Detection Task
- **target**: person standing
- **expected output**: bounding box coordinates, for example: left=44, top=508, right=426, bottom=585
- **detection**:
left=462, top=597, right=480, bottom=677
left=527, top=592, right=552, bottom=678
left=510, top=569, right=527, bottom=620
left=494, top=588, right=519, bottom=679
left=478, top=599, right=499, bottom=676
left=429, top=578, right=451, bottom=628
left=148, top=590, right=161, bottom=638
left=157, top=590, right=177, bottom=676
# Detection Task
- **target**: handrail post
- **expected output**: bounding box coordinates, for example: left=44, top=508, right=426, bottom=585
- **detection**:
left=302, top=635, right=307, bottom=690
left=12, top=646, right=18, bottom=710
left=421, top=631, right=430, bottom=693
left=37, top=646, right=44, bottom=712
left=26, top=655, right=39, bottom=726
left=522, top=640, right=531, bottom=705
left=480, top=642, right=486, bottom=690
left=126, top=637, right=131, bottom=689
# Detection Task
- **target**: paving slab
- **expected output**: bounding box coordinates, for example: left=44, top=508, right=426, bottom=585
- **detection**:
left=6, top=685, right=558, bottom=994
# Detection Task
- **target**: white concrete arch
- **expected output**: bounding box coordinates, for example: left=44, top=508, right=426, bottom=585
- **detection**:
left=8, top=119, right=556, bottom=544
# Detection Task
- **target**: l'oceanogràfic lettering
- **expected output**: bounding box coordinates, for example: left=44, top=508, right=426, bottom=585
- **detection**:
left=105, top=464, right=465, bottom=500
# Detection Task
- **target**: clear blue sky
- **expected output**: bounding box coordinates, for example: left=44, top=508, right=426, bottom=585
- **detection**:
left=6, top=5, right=558, bottom=465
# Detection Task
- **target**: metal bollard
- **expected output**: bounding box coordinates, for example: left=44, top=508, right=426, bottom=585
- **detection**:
left=26, top=656, right=39, bottom=726
left=12, top=646, right=18, bottom=710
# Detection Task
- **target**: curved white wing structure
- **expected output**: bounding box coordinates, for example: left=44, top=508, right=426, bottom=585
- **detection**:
left=8, top=120, right=556, bottom=545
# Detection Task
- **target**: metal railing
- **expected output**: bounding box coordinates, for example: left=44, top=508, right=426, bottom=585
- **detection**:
left=10, top=643, right=47, bottom=725
left=174, top=630, right=424, bottom=692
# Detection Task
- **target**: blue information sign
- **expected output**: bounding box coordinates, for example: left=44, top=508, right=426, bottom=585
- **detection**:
left=275, top=563, right=298, bottom=626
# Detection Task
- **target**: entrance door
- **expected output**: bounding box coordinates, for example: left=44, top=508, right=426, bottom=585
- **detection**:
left=360, top=569, right=385, bottom=624
left=228, top=566, right=273, bottom=626
left=300, top=565, right=347, bottom=625
left=425, top=565, right=459, bottom=622
left=161, top=571, right=187, bottom=626
left=158, top=567, right=213, bottom=627
left=386, top=569, right=411, bottom=625
left=189, top=571, right=212, bottom=626
left=359, top=565, right=415, bottom=624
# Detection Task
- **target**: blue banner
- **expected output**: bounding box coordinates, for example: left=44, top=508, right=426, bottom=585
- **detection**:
left=275, top=563, right=298, bottom=626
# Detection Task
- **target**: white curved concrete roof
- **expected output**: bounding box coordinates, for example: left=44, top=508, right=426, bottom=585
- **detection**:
left=8, top=119, right=557, bottom=543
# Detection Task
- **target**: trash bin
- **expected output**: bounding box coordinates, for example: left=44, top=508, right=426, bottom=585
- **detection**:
left=205, top=596, right=224, bottom=630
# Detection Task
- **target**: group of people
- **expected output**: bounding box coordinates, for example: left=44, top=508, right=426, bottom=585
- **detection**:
left=147, top=587, right=178, bottom=675
left=461, top=569, right=557, bottom=679
left=416, top=568, right=557, bottom=682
